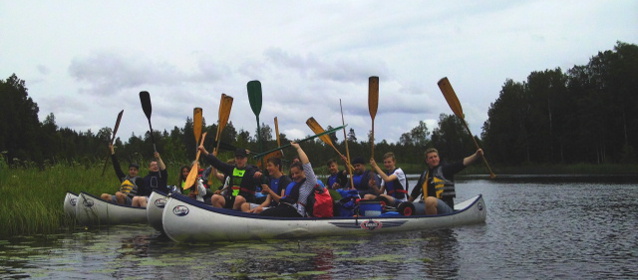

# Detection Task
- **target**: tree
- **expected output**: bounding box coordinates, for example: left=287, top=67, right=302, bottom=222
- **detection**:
left=0, top=74, right=41, bottom=164
left=399, top=120, right=430, bottom=147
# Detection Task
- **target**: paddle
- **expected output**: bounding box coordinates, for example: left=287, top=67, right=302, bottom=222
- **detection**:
left=247, top=80, right=264, bottom=165
left=101, top=109, right=124, bottom=176
left=184, top=132, right=208, bottom=190
left=139, top=91, right=158, bottom=154
left=274, top=116, right=283, bottom=156
left=253, top=125, right=347, bottom=159
left=214, top=94, right=234, bottom=156
left=369, top=76, right=379, bottom=158
left=340, top=99, right=355, bottom=188
left=193, top=107, right=203, bottom=148
left=437, top=77, right=496, bottom=178
left=306, top=117, right=354, bottom=170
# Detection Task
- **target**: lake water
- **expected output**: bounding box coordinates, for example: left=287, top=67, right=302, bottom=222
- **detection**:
left=1, top=176, right=637, bottom=279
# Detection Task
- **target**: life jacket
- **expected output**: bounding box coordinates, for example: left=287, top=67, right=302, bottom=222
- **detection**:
left=119, top=176, right=140, bottom=198
left=229, top=168, right=254, bottom=197
left=384, top=168, right=408, bottom=199
left=282, top=179, right=305, bottom=203
left=425, top=166, right=455, bottom=200
left=352, top=170, right=374, bottom=191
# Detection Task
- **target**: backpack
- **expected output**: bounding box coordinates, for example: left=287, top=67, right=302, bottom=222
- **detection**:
left=305, top=184, right=334, bottom=218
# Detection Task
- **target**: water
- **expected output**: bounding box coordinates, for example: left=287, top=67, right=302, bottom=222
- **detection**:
left=1, top=176, right=637, bottom=279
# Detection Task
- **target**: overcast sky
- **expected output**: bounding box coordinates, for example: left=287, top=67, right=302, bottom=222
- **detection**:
left=2, top=1, right=637, bottom=146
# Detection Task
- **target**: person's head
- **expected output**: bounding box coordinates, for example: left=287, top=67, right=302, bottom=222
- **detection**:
left=289, top=161, right=305, bottom=182
left=148, top=160, right=159, bottom=172
left=382, top=152, right=396, bottom=170
left=352, top=157, right=366, bottom=174
left=292, top=157, right=300, bottom=163
left=266, top=157, right=283, bottom=175
left=234, top=148, right=248, bottom=168
left=128, top=163, right=140, bottom=177
left=327, top=159, right=339, bottom=174
left=424, top=148, right=440, bottom=168
left=179, top=165, right=190, bottom=181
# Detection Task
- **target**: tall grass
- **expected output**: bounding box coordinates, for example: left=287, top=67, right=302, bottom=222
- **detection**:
left=0, top=161, right=178, bottom=238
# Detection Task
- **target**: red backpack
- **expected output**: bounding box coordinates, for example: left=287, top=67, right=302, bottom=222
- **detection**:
left=305, top=184, right=334, bottom=218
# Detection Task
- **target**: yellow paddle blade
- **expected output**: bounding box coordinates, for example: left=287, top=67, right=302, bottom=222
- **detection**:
left=214, top=94, right=233, bottom=154
left=184, top=132, right=208, bottom=190
left=306, top=117, right=334, bottom=147
left=193, top=107, right=203, bottom=144
left=437, top=77, right=465, bottom=120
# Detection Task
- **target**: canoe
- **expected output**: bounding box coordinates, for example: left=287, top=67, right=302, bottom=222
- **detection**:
left=75, top=192, right=148, bottom=226
left=162, top=193, right=487, bottom=243
left=63, top=192, right=78, bottom=219
left=147, top=191, right=169, bottom=232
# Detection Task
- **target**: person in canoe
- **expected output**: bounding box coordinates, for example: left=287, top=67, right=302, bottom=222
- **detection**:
left=198, top=146, right=263, bottom=210
left=325, top=158, right=348, bottom=190
left=260, top=142, right=317, bottom=217
left=132, top=151, right=169, bottom=208
left=409, top=148, right=484, bottom=215
left=101, top=143, right=144, bottom=206
left=344, top=157, right=381, bottom=199
left=241, top=157, right=292, bottom=214
left=369, top=152, right=409, bottom=206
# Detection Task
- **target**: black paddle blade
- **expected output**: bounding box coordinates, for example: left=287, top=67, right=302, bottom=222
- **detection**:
left=247, top=80, right=262, bottom=117
left=139, top=91, right=152, bottom=119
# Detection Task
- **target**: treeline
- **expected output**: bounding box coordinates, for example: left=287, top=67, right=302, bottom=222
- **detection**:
left=1, top=42, right=636, bottom=170
left=482, top=41, right=637, bottom=165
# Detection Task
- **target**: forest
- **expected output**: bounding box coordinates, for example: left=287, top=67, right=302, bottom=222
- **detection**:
left=1, top=42, right=636, bottom=170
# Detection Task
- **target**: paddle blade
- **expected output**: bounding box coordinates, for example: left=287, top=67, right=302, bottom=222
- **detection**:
left=217, top=94, right=234, bottom=139
left=437, top=77, right=465, bottom=119
left=306, top=117, right=334, bottom=147
left=111, top=110, right=124, bottom=143
left=139, top=91, right=152, bottom=120
left=247, top=81, right=262, bottom=117
left=184, top=132, right=207, bottom=190
left=368, top=76, right=379, bottom=119
left=193, top=107, right=203, bottom=144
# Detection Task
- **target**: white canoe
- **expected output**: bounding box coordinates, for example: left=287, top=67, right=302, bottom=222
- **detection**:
left=147, top=191, right=169, bottom=232
left=75, top=192, right=148, bottom=226
left=162, top=193, right=487, bottom=243
left=63, top=192, right=78, bottom=219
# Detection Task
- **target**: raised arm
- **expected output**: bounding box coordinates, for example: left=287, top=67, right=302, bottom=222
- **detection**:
left=462, top=149, right=484, bottom=166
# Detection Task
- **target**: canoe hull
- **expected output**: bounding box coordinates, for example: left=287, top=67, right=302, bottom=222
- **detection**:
left=147, top=191, right=168, bottom=232
left=63, top=192, right=78, bottom=219
left=162, top=193, right=487, bottom=243
left=75, top=192, right=147, bottom=226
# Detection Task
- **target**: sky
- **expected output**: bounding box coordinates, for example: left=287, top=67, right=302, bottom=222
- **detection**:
left=1, top=1, right=637, bottom=146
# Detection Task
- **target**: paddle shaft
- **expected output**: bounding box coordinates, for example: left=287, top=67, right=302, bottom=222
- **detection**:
left=253, top=124, right=347, bottom=159
left=369, top=76, right=379, bottom=158
left=340, top=99, right=355, bottom=189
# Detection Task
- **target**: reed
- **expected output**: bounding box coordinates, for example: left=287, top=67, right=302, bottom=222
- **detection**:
left=0, top=161, right=178, bottom=238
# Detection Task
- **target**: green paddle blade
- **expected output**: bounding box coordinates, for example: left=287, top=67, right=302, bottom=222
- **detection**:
left=247, top=80, right=262, bottom=117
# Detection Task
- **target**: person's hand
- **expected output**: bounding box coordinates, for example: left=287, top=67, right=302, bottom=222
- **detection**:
left=369, top=158, right=378, bottom=168
left=250, top=206, right=263, bottom=213
left=198, top=145, right=209, bottom=155
left=254, top=171, right=263, bottom=179
left=261, top=184, right=271, bottom=194
left=214, top=189, right=222, bottom=195
left=290, top=141, right=300, bottom=149
left=154, top=152, right=160, bottom=159
left=476, top=149, right=484, bottom=157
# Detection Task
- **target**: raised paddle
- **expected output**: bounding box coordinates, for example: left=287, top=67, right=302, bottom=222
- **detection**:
left=306, top=117, right=354, bottom=170
left=340, top=99, right=355, bottom=188
left=253, top=125, right=347, bottom=159
left=139, top=91, right=157, bottom=154
left=184, top=132, right=208, bottom=190
left=214, top=94, right=233, bottom=156
left=101, top=109, right=124, bottom=176
left=274, top=116, right=283, bottom=156
left=437, top=77, right=496, bottom=178
left=369, top=76, right=379, bottom=158
left=193, top=107, right=203, bottom=146
left=247, top=80, right=264, bottom=165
